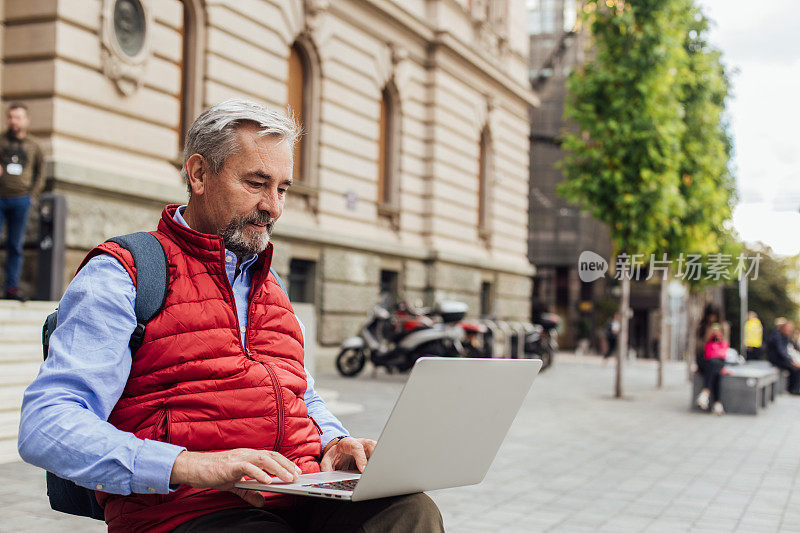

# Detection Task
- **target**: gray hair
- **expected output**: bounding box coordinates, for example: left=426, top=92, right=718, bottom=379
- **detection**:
left=181, top=98, right=301, bottom=189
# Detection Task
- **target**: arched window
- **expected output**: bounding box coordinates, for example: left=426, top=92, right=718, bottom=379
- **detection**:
left=478, top=125, right=492, bottom=240
left=377, top=82, right=400, bottom=215
left=178, top=0, right=205, bottom=153
left=286, top=39, right=320, bottom=192
left=287, top=44, right=305, bottom=183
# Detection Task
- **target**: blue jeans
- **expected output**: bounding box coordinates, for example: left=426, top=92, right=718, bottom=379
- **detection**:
left=0, top=195, right=31, bottom=290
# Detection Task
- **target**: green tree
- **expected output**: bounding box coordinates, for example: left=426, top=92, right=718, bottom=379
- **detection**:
left=656, top=6, right=736, bottom=387
left=559, top=0, right=689, bottom=397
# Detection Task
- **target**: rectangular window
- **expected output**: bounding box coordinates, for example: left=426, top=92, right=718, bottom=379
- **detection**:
left=288, top=259, right=316, bottom=303
left=380, top=270, right=399, bottom=306
left=480, top=281, right=493, bottom=317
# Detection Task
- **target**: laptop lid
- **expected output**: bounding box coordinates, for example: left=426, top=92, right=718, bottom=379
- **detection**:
left=351, top=357, right=541, bottom=501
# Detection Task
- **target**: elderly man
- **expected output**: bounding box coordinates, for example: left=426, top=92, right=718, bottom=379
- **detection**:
left=19, top=100, right=442, bottom=532
left=1, top=102, right=44, bottom=301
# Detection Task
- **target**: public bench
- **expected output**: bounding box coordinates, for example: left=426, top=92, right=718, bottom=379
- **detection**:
left=691, top=363, right=779, bottom=415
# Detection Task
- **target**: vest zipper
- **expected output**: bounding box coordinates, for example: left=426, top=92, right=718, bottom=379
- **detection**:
left=224, top=263, right=286, bottom=452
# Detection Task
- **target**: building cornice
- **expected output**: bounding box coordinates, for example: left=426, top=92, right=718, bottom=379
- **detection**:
left=274, top=222, right=535, bottom=277
left=335, top=0, right=540, bottom=108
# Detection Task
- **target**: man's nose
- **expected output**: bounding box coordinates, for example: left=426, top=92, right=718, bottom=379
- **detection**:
left=256, top=188, right=282, bottom=218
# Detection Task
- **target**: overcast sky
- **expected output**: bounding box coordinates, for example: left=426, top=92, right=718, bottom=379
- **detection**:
left=697, top=0, right=800, bottom=255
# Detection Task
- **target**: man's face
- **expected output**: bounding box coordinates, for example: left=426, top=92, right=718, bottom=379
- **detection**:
left=7, top=107, right=29, bottom=137
left=195, top=124, right=293, bottom=256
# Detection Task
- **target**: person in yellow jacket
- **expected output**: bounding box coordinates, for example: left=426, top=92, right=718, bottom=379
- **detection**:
left=744, top=311, right=763, bottom=360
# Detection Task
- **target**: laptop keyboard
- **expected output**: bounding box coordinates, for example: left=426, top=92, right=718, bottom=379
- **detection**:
left=302, top=479, right=358, bottom=491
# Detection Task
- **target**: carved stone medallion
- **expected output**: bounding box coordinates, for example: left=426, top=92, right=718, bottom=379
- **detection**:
left=101, top=0, right=153, bottom=95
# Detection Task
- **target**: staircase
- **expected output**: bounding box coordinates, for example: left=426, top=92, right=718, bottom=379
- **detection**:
left=0, top=300, right=57, bottom=464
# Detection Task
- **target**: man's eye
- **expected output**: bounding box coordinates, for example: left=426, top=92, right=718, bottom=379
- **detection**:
left=247, top=181, right=263, bottom=188
left=278, top=188, right=288, bottom=195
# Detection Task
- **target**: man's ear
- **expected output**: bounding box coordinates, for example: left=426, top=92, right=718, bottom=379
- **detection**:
left=185, top=154, right=208, bottom=196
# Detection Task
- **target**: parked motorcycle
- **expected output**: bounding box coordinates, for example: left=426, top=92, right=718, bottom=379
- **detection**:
left=335, top=299, right=466, bottom=377
left=524, top=312, right=560, bottom=370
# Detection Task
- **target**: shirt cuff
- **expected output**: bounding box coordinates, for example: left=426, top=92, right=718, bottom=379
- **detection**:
left=320, top=429, right=350, bottom=451
left=130, top=439, right=186, bottom=495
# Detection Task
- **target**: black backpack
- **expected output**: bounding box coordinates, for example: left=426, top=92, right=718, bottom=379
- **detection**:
left=41, top=232, right=287, bottom=519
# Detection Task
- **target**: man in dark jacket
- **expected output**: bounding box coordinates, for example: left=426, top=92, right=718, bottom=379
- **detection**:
left=0, top=102, right=44, bottom=301
left=766, top=321, right=800, bottom=394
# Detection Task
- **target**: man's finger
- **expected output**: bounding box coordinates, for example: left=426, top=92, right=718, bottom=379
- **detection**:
left=361, top=439, right=377, bottom=459
left=341, top=439, right=368, bottom=472
left=253, top=453, right=300, bottom=483
left=240, top=462, right=272, bottom=486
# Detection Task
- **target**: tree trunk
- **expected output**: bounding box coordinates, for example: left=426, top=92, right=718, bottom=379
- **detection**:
left=657, top=271, right=669, bottom=388
left=686, top=293, right=698, bottom=381
left=616, top=274, right=630, bottom=398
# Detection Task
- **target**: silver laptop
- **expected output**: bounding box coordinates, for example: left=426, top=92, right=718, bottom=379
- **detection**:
left=234, top=357, right=541, bottom=501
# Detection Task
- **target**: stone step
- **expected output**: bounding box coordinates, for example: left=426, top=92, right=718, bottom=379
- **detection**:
left=0, top=437, right=21, bottom=465
left=0, top=361, right=40, bottom=388
left=0, top=300, right=57, bottom=321
left=0, top=410, right=20, bottom=441
left=0, top=385, right=27, bottom=412
left=0, top=322, right=42, bottom=343
left=0, top=344, right=42, bottom=363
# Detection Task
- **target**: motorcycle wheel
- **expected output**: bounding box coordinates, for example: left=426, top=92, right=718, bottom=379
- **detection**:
left=336, top=348, right=366, bottom=377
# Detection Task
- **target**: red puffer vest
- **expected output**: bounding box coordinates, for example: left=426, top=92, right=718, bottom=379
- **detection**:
left=81, top=205, right=321, bottom=533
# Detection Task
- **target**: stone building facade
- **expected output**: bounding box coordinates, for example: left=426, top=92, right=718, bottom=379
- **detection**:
left=1, top=0, right=537, bottom=345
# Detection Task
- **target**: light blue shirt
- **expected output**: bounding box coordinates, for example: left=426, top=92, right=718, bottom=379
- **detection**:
left=18, top=207, right=348, bottom=495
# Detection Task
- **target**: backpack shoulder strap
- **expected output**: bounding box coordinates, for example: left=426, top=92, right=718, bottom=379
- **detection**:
left=106, top=232, right=168, bottom=353
left=270, top=267, right=288, bottom=297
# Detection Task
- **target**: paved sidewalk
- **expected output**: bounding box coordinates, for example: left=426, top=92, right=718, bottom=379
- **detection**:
left=3, top=354, right=799, bottom=532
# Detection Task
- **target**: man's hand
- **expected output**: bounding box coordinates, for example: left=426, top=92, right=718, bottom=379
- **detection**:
left=170, top=448, right=301, bottom=507
left=319, top=437, right=377, bottom=473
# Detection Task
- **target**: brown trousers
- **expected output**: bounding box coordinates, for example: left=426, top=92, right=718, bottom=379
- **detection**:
left=171, top=493, right=444, bottom=533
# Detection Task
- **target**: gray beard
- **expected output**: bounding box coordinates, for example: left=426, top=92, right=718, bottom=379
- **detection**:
left=219, top=212, right=275, bottom=257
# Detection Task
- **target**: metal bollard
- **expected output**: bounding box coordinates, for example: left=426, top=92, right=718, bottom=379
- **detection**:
left=495, top=321, right=514, bottom=358
left=510, top=322, right=528, bottom=358
left=35, top=193, right=66, bottom=301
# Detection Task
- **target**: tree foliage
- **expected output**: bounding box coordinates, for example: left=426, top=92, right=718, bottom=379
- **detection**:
left=559, top=0, right=736, bottom=263
left=668, top=7, right=736, bottom=259
left=559, top=0, right=688, bottom=257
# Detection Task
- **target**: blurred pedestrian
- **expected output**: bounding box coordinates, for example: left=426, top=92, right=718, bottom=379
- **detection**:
left=743, top=311, right=763, bottom=360
left=0, top=102, right=44, bottom=301
left=765, top=320, right=800, bottom=395
left=694, top=304, right=730, bottom=414
left=697, top=323, right=729, bottom=415
left=603, top=312, right=620, bottom=361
